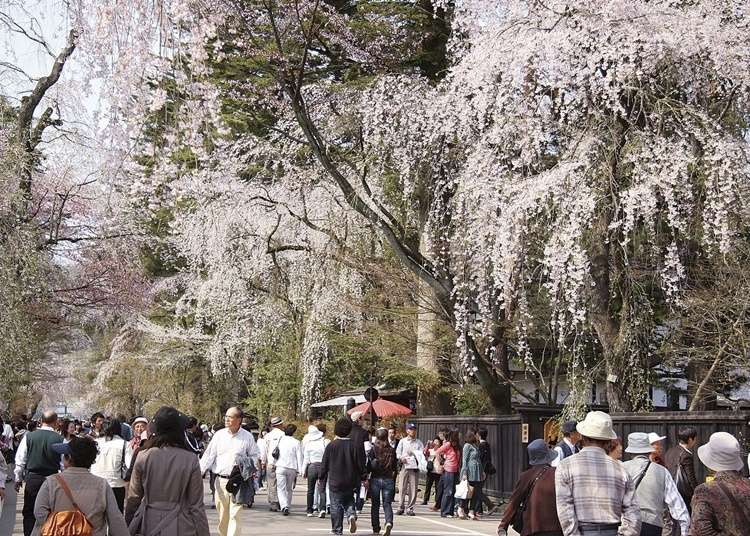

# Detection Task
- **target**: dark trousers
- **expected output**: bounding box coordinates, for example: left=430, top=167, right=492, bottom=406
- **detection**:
left=306, top=462, right=327, bottom=513
left=330, top=489, right=356, bottom=535
left=639, top=522, right=662, bottom=536
left=370, top=478, right=395, bottom=532
left=423, top=472, right=440, bottom=503
left=23, top=472, right=48, bottom=536
left=434, top=472, right=444, bottom=507
left=112, top=486, right=126, bottom=513
left=209, top=470, right=217, bottom=494
left=460, top=480, right=482, bottom=512
left=439, top=472, right=457, bottom=517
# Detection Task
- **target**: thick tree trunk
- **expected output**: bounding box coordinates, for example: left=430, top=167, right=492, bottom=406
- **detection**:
left=416, top=279, right=454, bottom=415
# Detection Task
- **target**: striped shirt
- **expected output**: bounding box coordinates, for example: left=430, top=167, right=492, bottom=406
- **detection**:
left=555, top=446, right=641, bottom=536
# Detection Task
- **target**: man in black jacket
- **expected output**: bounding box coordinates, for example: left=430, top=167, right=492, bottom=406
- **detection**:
left=349, top=411, right=369, bottom=512
left=321, top=418, right=367, bottom=535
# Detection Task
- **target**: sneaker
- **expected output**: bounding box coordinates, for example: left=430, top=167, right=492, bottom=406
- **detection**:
left=468, top=512, right=476, bottom=520
left=319, top=511, right=326, bottom=519
left=396, top=509, right=404, bottom=516
left=440, top=514, right=454, bottom=518
left=372, top=530, right=380, bottom=535
left=282, top=507, right=289, bottom=516
left=348, top=515, right=357, bottom=534
left=383, top=523, right=393, bottom=536
left=307, top=512, right=314, bottom=517
left=406, top=510, right=415, bottom=517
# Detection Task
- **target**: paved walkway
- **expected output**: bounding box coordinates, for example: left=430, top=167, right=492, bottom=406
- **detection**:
left=1, top=474, right=509, bottom=536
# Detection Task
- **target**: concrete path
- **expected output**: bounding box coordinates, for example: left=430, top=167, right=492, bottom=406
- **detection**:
left=1, top=475, right=510, bottom=536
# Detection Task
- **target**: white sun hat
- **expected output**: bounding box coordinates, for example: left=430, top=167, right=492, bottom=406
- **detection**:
left=648, top=432, right=666, bottom=444
left=625, top=432, right=655, bottom=454
left=697, top=432, right=744, bottom=472
left=576, top=411, right=617, bottom=441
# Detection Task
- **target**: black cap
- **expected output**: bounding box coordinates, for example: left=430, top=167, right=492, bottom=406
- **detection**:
left=152, top=406, right=188, bottom=434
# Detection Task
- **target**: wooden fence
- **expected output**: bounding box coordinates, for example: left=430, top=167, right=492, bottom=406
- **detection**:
left=413, top=408, right=750, bottom=498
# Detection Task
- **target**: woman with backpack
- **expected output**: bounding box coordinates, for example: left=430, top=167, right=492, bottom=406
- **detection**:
left=31, top=436, right=129, bottom=536
left=458, top=430, right=484, bottom=520
left=90, top=419, right=132, bottom=512
left=369, top=428, right=398, bottom=536
left=124, top=406, right=210, bottom=535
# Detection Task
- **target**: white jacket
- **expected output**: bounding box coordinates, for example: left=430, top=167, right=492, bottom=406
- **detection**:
left=302, top=436, right=329, bottom=473
left=90, top=436, right=132, bottom=488
left=275, top=435, right=304, bottom=473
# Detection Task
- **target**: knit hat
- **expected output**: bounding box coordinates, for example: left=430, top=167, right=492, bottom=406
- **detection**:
left=697, top=432, right=744, bottom=472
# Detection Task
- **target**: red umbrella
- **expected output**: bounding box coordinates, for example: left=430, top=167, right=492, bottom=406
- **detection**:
left=347, top=399, right=412, bottom=419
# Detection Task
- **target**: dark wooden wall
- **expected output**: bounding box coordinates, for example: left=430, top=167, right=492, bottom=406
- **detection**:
left=413, top=410, right=750, bottom=498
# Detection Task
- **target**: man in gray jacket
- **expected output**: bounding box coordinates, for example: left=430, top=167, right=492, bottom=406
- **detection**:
left=622, top=433, right=690, bottom=536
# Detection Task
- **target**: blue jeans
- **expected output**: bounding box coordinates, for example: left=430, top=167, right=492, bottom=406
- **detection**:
left=370, top=478, right=395, bottom=532
left=440, top=471, right=457, bottom=516
left=330, top=489, right=356, bottom=534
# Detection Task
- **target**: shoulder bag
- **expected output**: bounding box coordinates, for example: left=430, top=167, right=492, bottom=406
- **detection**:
left=272, top=436, right=282, bottom=460
left=41, top=475, right=94, bottom=536
left=633, top=461, right=652, bottom=490
left=510, top=466, right=548, bottom=534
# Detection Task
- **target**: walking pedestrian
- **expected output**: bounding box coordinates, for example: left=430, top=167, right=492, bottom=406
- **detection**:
left=387, top=427, right=400, bottom=450
left=200, top=406, right=260, bottom=536
left=423, top=437, right=443, bottom=506
left=30, top=436, right=129, bottom=536
left=458, top=430, right=483, bottom=520
left=395, top=422, right=423, bottom=516
left=555, top=411, right=640, bottom=536
left=551, top=421, right=580, bottom=467
left=88, top=412, right=106, bottom=439
left=59, top=419, right=77, bottom=442
left=621, top=432, right=689, bottom=536
left=260, top=416, right=286, bottom=512
left=0, top=447, right=7, bottom=516
left=185, top=416, right=204, bottom=456
left=664, top=427, right=698, bottom=511
left=349, top=412, right=370, bottom=513
left=477, top=428, right=497, bottom=515
left=303, top=424, right=330, bottom=518
left=275, top=424, right=303, bottom=515
left=498, top=438, right=563, bottom=536
left=125, top=406, right=210, bottom=535
left=648, top=433, right=666, bottom=466
left=14, top=410, right=63, bottom=536
left=689, top=432, right=750, bottom=535
left=435, top=429, right=461, bottom=518
left=130, top=417, right=149, bottom=451
left=369, top=428, right=397, bottom=536
left=321, top=417, right=367, bottom=535
left=90, top=419, right=132, bottom=513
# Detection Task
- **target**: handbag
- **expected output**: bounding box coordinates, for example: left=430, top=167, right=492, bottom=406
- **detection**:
left=426, top=460, right=435, bottom=472
left=41, top=475, right=94, bottom=536
left=454, top=479, right=474, bottom=500
left=510, top=466, right=548, bottom=534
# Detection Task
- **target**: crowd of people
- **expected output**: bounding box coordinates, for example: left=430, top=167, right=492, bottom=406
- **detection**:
left=1, top=407, right=750, bottom=536
left=498, top=411, right=750, bottom=536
